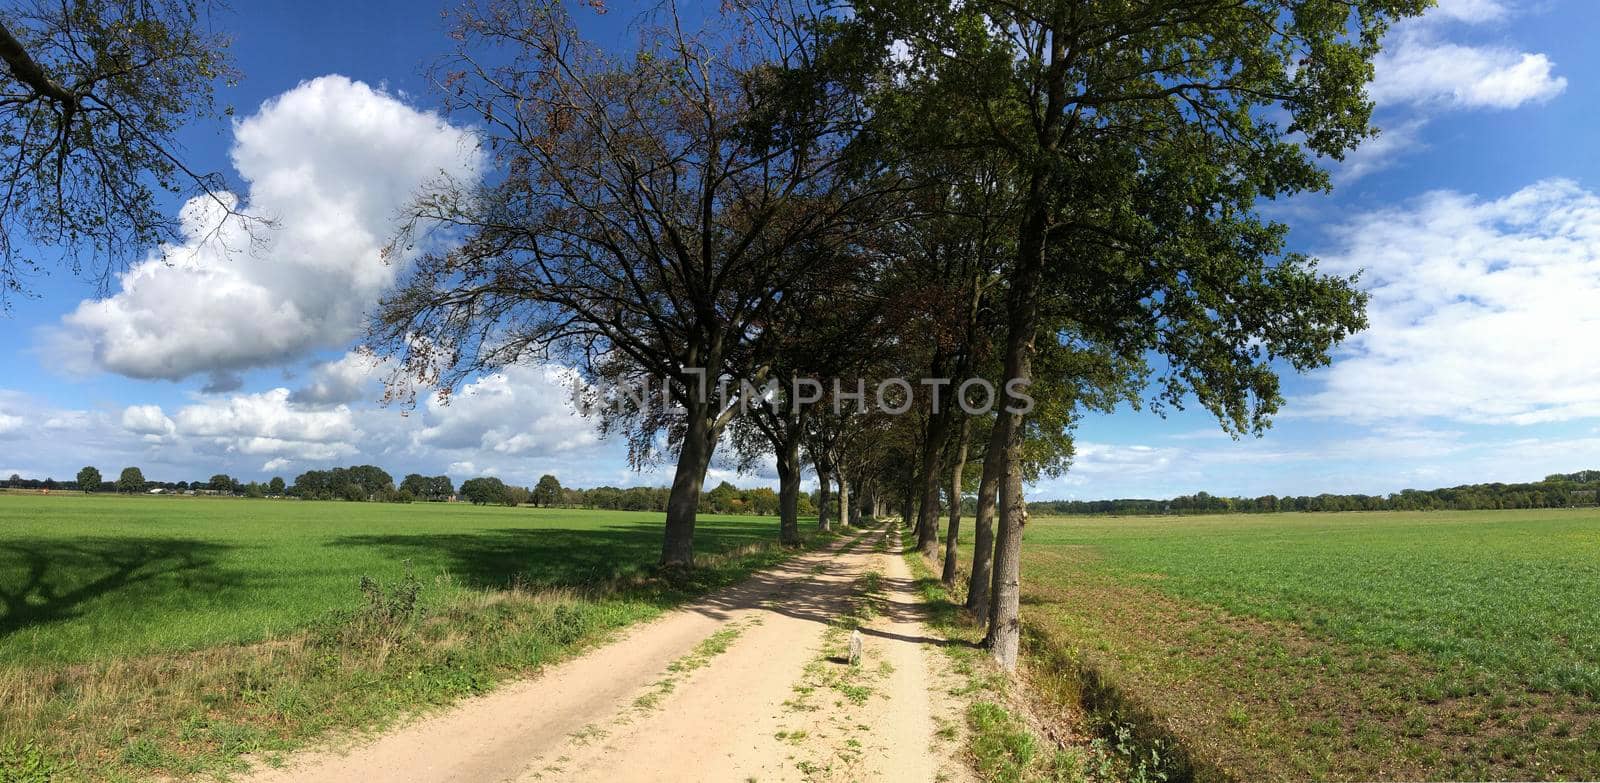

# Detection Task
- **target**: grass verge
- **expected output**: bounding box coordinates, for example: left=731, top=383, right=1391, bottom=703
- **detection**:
left=901, top=531, right=1170, bottom=783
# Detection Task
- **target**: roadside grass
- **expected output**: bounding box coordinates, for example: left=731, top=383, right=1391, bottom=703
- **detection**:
left=0, top=493, right=841, bottom=781
left=634, top=617, right=760, bottom=712
left=899, top=530, right=1145, bottom=783
left=1017, top=509, right=1600, bottom=780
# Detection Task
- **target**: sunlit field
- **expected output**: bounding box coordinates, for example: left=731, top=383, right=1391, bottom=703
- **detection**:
left=0, top=492, right=781, bottom=663
left=1014, top=509, right=1600, bottom=780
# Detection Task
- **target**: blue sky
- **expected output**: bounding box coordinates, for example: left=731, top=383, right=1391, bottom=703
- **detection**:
left=2, top=0, right=1598, bottom=500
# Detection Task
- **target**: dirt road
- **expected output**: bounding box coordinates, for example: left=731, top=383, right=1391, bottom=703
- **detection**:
left=244, top=525, right=971, bottom=782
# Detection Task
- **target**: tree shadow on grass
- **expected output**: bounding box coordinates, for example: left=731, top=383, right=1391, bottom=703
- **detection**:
left=327, top=519, right=775, bottom=594
left=0, top=537, right=235, bottom=637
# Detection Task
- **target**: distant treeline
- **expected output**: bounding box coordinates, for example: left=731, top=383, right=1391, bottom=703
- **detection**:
left=4, top=465, right=814, bottom=516
left=1030, top=470, right=1600, bottom=516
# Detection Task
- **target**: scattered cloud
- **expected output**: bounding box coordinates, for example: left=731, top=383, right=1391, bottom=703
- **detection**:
left=1334, top=1, right=1561, bottom=182
left=291, top=351, right=389, bottom=407
left=417, top=365, right=599, bottom=457
left=201, top=372, right=246, bottom=395
left=1370, top=3, right=1564, bottom=111
left=120, top=405, right=177, bottom=441
left=171, top=388, right=361, bottom=462
left=50, top=76, right=480, bottom=381
left=1300, top=179, right=1600, bottom=425
left=1052, top=442, right=1179, bottom=488
left=1428, top=0, right=1511, bottom=24
left=1334, top=118, right=1428, bottom=184
left=1372, top=32, right=1565, bottom=110
left=0, top=411, right=23, bottom=438
left=0, top=360, right=627, bottom=486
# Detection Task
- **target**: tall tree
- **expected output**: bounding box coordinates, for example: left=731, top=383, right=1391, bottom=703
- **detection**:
left=115, top=466, right=144, bottom=493
left=459, top=476, right=508, bottom=506
left=0, top=0, right=241, bottom=301
left=374, top=0, right=887, bottom=567
left=533, top=475, right=563, bottom=508
left=837, top=0, right=1422, bottom=669
left=400, top=473, right=431, bottom=498
left=76, top=465, right=101, bottom=492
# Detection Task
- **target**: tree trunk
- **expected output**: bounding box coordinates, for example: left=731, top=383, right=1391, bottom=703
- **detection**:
left=941, top=416, right=971, bottom=586
left=984, top=185, right=1047, bottom=671
left=662, top=407, right=715, bottom=568
left=915, top=356, right=952, bottom=558
left=966, top=447, right=1002, bottom=623
left=985, top=422, right=1028, bottom=670
left=777, top=431, right=802, bottom=546
left=899, top=468, right=915, bottom=529
left=848, top=477, right=864, bottom=526
left=816, top=462, right=832, bottom=532
left=837, top=472, right=851, bottom=530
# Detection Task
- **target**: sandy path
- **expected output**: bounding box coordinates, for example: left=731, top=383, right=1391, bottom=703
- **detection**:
left=244, top=525, right=960, bottom=783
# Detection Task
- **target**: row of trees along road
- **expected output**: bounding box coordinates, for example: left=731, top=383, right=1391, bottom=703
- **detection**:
left=370, top=0, right=1427, bottom=670
left=0, top=0, right=1430, bottom=670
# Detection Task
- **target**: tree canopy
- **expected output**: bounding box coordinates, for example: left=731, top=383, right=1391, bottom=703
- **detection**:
left=0, top=0, right=239, bottom=303
left=115, top=466, right=144, bottom=493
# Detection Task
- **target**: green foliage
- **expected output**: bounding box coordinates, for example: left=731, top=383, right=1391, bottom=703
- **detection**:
left=74, top=466, right=100, bottom=492
left=400, top=473, right=453, bottom=502
left=532, top=474, right=562, bottom=507
left=458, top=476, right=508, bottom=506
left=115, top=466, right=144, bottom=493
left=291, top=465, right=394, bottom=501
left=315, top=570, right=424, bottom=649
left=968, top=702, right=1039, bottom=783
left=0, top=740, right=59, bottom=782
left=824, top=0, right=1428, bottom=436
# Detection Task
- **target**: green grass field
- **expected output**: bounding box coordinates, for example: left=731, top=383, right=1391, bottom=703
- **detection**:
left=1013, top=509, right=1600, bottom=781
left=0, top=493, right=777, bottom=663
left=0, top=492, right=815, bottom=780
left=11, top=494, right=1600, bottom=781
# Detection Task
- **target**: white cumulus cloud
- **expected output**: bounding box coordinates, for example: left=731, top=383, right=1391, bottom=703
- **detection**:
left=120, top=405, right=176, bottom=440
left=173, top=388, right=360, bottom=461
left=291, top=350, right=390, bottom=407
left=53, top=75, right=479, bottom=381
left=1333, top=1, right=1560, bottom=182
left=417, top=365, right=599, bottom=457
left=1299, top=179, right=1600, bottom=425
left=1370, top=12, right=1565, bottom=111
